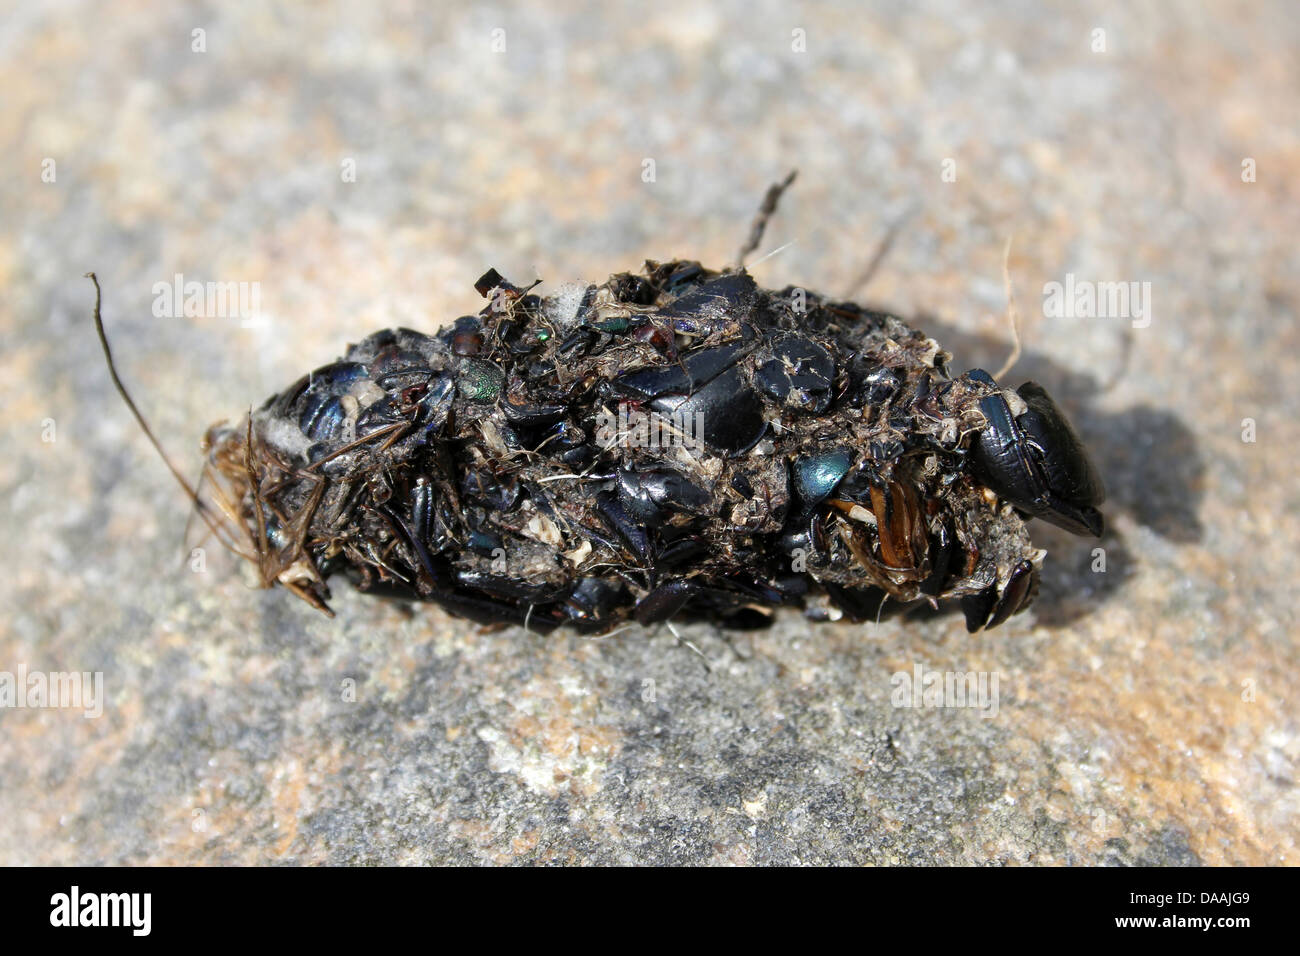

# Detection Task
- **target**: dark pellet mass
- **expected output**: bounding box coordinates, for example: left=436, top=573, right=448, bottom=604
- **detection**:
left=199, top=260, right=1104, bottom=632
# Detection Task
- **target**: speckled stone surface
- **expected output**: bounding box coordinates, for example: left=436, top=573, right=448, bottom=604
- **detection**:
left=1, top=1, right=1296, bottom=865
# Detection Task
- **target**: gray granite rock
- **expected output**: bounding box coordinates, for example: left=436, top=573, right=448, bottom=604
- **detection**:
left=1, top=1, right=1296, bottom=864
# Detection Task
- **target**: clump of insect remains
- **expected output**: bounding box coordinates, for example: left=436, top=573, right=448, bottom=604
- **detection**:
left=91, top=172, right=1105, bottom=635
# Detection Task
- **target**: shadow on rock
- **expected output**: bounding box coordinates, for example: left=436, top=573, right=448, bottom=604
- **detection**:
left=884, top=312, right=1206, bottom=628
left=910, top=312, right=1206, bottom=544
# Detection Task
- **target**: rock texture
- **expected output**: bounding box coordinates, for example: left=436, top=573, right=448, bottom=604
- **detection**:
left=1, top=1, right=1296, bottom=864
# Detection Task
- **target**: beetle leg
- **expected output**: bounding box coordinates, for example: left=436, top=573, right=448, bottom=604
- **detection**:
left=985, top=560, right=1036, bottom=630
left=960, top=584, right=999, bottom=633
left=634, top=580, right=698, bottom=625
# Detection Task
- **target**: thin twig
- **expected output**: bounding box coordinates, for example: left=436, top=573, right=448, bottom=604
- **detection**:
left=736, top=170, right=798, bottom=270
left=88, top=272, right=253, bottom=561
